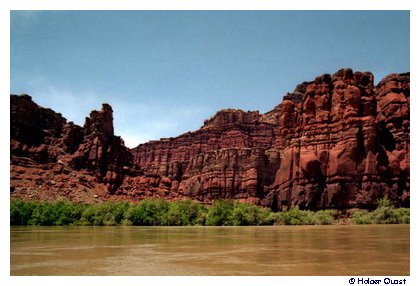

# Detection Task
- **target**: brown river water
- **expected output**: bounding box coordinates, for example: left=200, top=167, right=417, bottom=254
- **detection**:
left=10, top=225, right=409, bottom=276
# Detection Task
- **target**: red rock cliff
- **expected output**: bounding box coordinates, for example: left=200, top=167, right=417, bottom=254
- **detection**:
left=127, top=69, right=410, bottom=209
left=10, top=96, right=132, bottom=201
left=10, top=69, right=410, bottom=209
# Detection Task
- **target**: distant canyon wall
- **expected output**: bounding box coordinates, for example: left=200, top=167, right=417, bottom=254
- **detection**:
left=10, top=68, right=410, bottom=209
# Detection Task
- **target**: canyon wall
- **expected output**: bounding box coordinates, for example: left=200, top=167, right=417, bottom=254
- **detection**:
left=10, top=69, right=410, bottom=209
left=11, top=95, right=132, bottom=202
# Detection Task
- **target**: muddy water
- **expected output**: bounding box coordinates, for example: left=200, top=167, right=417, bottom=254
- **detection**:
left=10, top=225, right=409, bottom=276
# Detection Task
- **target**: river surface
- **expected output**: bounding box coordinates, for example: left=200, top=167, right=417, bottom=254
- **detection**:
left=10, top=225, right=409, bottom=276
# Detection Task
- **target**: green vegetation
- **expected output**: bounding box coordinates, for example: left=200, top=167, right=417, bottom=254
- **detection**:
left=272, top=207, right=340, bottom=225
left=79, top=202, right=129, bottom=226
left=10, top=197, right=409, bottom=226
left=351, top=197, right=410, bottom=224
left=164, top=199, right=207, bottom=226
left=205, top=200, right=273, bottom=226
left=126, top=199, right=169, bottom=226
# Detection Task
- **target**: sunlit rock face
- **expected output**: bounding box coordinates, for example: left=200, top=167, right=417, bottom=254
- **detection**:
left=10, top=69, right=410, bottom=209
left=128, top=69, right=410, bottom=209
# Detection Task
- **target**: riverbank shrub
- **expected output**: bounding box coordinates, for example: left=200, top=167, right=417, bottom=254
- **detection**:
left=312, top=210, right=339, bottom=225
left=231, top=203, right=274, bottom=226
left=19, top=200, right=88, bottom=226
left=79, top=202, right=129, bottom=226
left=273, top=208, right=339, bottom=225
left=205, top=200, right=234, bottom=226
left=10, top=199, right=37, bottom=225
left=351, top=198, right=410, bottom=224
left=393, top=208, right=410, bottom=224
left=126, top=199, right=170, bottom=226
left=274, top=206, right=311, bottom=225
left=350, top=210, right=373, bottom=224
left=163, top=200, right=208, bottom=226
left=10, top=197, right=409, bottom=226
left=204, top=200, right=274, bottom=226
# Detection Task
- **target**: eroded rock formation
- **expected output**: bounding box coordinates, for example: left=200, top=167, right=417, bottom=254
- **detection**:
left=10, top=95, right=132, bottom=201
left=10, top=69, right=410, bottom=209
left=264, top=70, right=410, bottom=210
left=71, top=104, right=133, bottom=193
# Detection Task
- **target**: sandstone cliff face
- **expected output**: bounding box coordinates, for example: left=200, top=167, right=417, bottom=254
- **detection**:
left=11, top=94, right=74, bottom=163
left=126, top=109, right=279, bottom=204
left=10, top=69, right=410, bottom=209
left=265, top=70, right=410, bottom=210
left=10, top=95, right=132, bottom=200
left=71, top=104, right=133, bottom=193
left=127, top=69, right=410, bottom=209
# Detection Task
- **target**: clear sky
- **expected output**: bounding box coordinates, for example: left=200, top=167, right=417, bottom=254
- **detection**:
left=10, top=11, right=409, bottom=147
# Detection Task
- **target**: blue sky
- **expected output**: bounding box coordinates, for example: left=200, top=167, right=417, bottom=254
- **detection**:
left=10, top=11, right=409, bottom=147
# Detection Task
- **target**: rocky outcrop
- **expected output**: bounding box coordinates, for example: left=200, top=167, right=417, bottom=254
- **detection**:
left=11, top=94, right=69, bottom=163
left=264, top=70, right=410, bottom=210
left=128, top=69, right=410, bottom=209
left=71, top=104, right=133, bottom=193
left=10, top=68, right=410, bottom=209
left=10, top=96, right=133, bottom=198
left=126, top=109, right=279, bottom=203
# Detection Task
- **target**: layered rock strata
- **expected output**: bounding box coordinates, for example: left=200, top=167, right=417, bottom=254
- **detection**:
left=10, top=95, right=132, bottom=200
left=10, top=69, right=410, bottom=209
